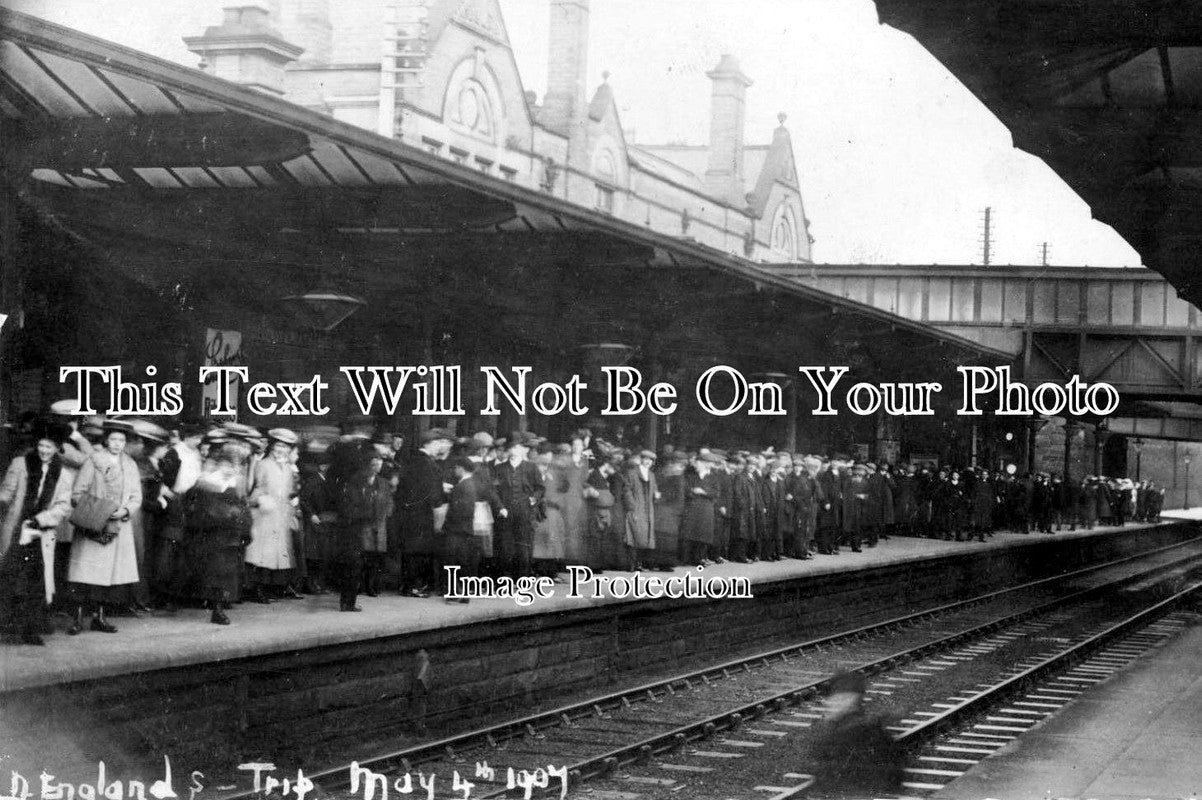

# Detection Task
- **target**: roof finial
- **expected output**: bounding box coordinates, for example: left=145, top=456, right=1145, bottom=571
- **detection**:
left=777, top=112, right=787, bottom=126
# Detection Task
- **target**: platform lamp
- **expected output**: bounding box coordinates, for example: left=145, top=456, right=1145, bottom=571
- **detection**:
left=1133, top=438, right=1144, bottom=482
left=578, top=342, right=636, bottom=386
left=280, top=288, right=366, bottom=332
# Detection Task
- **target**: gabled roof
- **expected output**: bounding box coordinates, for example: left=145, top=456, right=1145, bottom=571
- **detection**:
left=0, top=8, right=1011, bottom=362
left=747, top=119, right=800, bottom=217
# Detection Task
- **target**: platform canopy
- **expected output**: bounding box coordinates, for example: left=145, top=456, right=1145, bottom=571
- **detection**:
left=874, top=1, right=1202, bottom=307
left=0, top=9, right=1007, bottom=405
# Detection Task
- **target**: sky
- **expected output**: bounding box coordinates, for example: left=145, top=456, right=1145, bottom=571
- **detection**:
left=4, top=0, right=1142, bottom=268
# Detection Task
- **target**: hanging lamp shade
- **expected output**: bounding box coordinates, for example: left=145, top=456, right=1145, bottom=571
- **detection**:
left=280, top=289, right=366, bottom=332
left=749, top=371, right=792, bottom=388
left=578, top=342, right=635, bottom=390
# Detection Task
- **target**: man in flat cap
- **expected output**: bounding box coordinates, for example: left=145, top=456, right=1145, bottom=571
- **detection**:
left=493, top=432, right=544, bottom=579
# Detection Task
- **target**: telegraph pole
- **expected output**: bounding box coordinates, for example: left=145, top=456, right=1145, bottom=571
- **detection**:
left=979, top=207, right=993, bottom=266
left=1040, top=241, right=1050, bottom=267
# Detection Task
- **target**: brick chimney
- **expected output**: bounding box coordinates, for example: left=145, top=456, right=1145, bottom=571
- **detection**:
left=704, top=54, right=752, bottom=207
left=541, top=0, right=589, bottom=152
left=184, top=3, right=304, bottom=95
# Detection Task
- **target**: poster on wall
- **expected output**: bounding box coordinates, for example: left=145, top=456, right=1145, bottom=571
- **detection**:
left=202, top=327, right=245, bottom=418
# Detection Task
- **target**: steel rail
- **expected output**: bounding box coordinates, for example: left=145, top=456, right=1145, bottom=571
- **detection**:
left=221, top=532, right=1202, bottom=799
left=466, top=552, right=1202, bottom=795
left=894, top=580, right=1202, bottom=749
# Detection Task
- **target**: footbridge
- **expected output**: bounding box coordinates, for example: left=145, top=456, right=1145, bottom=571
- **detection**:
left=771, top=264, right=1202, bottom=458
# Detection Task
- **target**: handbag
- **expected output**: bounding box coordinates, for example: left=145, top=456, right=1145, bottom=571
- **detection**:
left=70, top=470, right=120, bottom=540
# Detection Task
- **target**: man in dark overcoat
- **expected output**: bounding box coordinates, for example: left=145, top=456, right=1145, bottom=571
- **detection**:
left=493, top=432, right=544, bottom=578
left=396, top=428, right=452, bottom=596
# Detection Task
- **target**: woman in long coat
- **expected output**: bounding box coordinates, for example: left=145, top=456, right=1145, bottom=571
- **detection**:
left=533, top=447, right=568, bottom=578
left=68, top=419, right=142, bottom=634
left=0, top=423, right=74, bottom=644
left=245, top=429, right=299, bottom=602
left=361, top=456, right=394, bottom=597
left=184, top=450, right=252, bottom=625
left=560, top=439, right=590, bottom=566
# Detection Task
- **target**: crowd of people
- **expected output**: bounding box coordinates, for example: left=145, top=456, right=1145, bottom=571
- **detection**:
left=0, top=404, right=1166, bottom=645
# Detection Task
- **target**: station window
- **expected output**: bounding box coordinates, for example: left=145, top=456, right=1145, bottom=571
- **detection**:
left=499, top=167, right=517, bottom=182
left=449, top=147, right=469, bottom=165
left=595, top=183, right=615, bottom=213
left=474, top=157, right=493, bottom=174
left=421, top=137, right=443, bottom=156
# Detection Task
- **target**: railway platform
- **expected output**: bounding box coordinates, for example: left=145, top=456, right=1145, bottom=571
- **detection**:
left=1, top=513, right=1198, bottom=787
left=2, top=515, right=1196, bottom=693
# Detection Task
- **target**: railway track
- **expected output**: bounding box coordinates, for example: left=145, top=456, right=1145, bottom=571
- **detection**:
left=232, top=538, right=1202, bottom=800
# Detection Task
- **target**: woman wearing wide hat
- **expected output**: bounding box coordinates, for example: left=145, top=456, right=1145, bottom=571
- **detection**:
left=183, top=446, right=252, bottom=625
left=245, top=428, right=300, bottom=603
left=67, top=419, right=143, bottom=634
left=0, top=421, right=75, bottom=644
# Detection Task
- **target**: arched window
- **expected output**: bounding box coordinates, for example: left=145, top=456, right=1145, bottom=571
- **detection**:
left=771, top=203, right=798, bottom=259
left=449, top=79, right=494, bottom=140
left=441, top=53, right=504, bottom=145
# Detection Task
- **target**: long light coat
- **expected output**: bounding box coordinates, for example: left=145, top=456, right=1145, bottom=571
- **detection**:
left=0, top=453, right=74, bottom=602
left=69, top=449, right=142, bottom=587
left=246, top=457, right=297, bottom=570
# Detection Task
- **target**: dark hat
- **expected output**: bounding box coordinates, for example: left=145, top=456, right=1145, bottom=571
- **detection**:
left=420, top=427, right=454, bottom=445
left=509, top=431, right=537, bottom=448
left=341, top=414, right=375, bottom=434
left=30, top=419, right=69, bottom=445
left=177, top=419, right=206, bottom=437
left=302, top=449, right=331, bottom=466
left=828, top=671, right=867, bottom=695
left=447, top=455, right=475, bottom=473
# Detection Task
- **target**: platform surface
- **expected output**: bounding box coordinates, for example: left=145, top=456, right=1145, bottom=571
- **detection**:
left=936, top=605, right=1202, bottom=800
left=0, top=514, right=1191, bottom=693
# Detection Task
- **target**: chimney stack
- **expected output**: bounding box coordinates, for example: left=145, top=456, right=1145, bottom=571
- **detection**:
left=285, top=0, right=332, bottom=64
left=704, top=54, right=752, bottom=207
left=184, top=3, right=304, bottom=96
left=542, top=0, right=589, bottom=153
